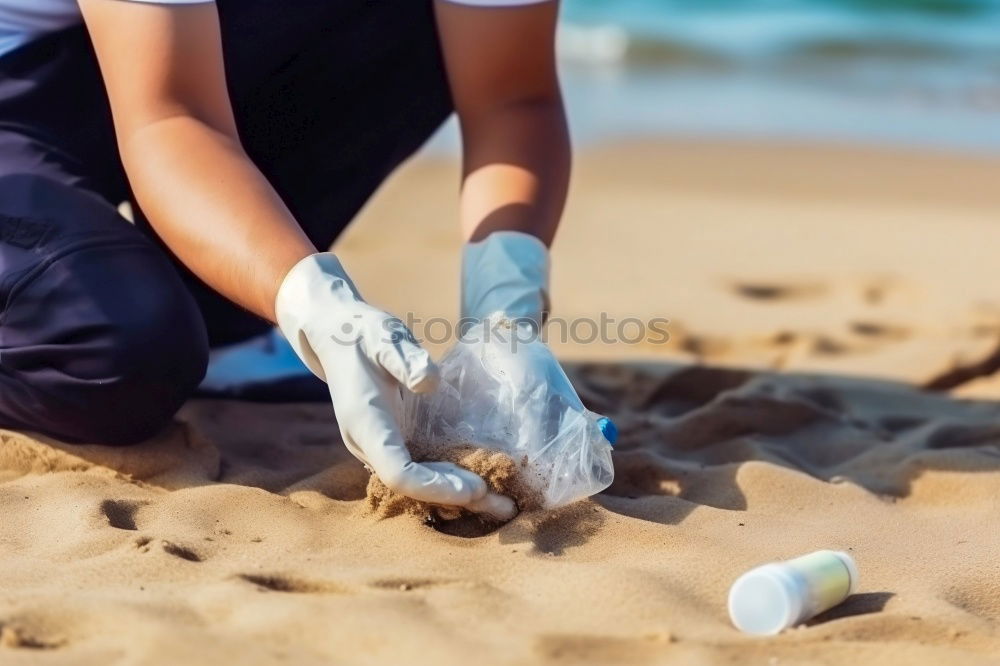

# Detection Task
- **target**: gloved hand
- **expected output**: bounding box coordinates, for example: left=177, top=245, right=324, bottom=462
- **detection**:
left=461, top=230, right=550, bottom=336
left=461, top=230, right=619, bottom=444
left=276, top=253, right=508, bottom=514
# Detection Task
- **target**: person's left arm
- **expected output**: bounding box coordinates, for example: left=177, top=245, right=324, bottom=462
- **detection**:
left=435, top=0, right=567, bottom=247
left=436, top=0, right=566, bottom=334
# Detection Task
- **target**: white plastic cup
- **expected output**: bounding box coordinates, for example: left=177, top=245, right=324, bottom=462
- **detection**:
left=728, top=550, right=859, bottom=635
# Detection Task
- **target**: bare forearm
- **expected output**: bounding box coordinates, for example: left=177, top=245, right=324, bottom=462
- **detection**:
left=459, top=97, right=570, bottom=246
left=121, top=116, right=316, bottom=322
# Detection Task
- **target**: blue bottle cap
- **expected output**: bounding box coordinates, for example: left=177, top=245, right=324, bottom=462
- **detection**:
left=597, top=417, right=618, bottom=446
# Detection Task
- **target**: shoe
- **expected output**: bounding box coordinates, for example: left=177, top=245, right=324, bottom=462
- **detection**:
left=196, top=328, right=329, bottom=403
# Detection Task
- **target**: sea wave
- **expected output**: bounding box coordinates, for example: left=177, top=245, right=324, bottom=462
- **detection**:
left=557, top=24, right=998, bottom=68
left=557, top=0, right=1000, bottom=68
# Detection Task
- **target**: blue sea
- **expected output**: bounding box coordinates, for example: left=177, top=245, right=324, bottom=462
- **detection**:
left=432, top=0, right=1000, bottom=154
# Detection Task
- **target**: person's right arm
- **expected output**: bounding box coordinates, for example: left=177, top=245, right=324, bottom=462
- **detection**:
left=80, top=0, right=509, bottom=516
left=79, top=0, right=315, bottom=322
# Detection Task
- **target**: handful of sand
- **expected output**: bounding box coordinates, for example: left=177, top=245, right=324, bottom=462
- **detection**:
left=365, top=443, right=543, bottom=532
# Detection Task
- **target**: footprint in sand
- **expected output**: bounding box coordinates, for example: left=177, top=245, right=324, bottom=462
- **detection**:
left=729, top=280, right=826, bottom=302
left=849, top=320, right=910, bottom=340
left=160, top=541, right=202, bottom=562
left=99, top=499, right=148, bottom=531
left=238, top=574, right=348, bottom=594
left=0, top=623, right=63, bottom=650
left=729, top=275, right=916, bottom=312
left=132, top=536, right=202, bottom=562
left=692, top=279, right=916, bottom=365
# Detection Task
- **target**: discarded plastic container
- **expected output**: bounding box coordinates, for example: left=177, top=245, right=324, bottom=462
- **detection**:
left=728, top=550, right=859, bottom=635
left=403, top=316, right=615, bottom=510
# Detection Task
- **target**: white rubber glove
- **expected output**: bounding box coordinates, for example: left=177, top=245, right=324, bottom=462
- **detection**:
left=275, top=253, right=490, bottom=508
left=461, top=232, right=617, bottom=514
left=462, top=230, right=550, bottom=331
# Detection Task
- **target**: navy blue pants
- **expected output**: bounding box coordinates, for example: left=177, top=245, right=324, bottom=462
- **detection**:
left=0, top=0, right=452, bottom=444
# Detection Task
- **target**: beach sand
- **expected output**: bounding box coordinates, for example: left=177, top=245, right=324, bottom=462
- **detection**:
left=1, top=140, right=999, bottom=664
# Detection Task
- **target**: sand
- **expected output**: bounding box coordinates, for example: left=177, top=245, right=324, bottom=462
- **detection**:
left=1, top=140, right=1000, bottom=664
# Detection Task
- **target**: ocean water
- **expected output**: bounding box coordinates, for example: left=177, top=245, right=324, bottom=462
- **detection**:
left=559, top=0, right=1000, bottom=66
left=431, top=0, right=1000, bottom=154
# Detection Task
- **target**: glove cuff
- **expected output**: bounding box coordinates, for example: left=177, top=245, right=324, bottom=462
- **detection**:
left=275, top=252, right=360, bottom=380
left=461, top=231, right=550, bottom=335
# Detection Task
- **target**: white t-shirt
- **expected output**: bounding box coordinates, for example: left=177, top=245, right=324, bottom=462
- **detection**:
left=0, top=0, right=550, bottom=58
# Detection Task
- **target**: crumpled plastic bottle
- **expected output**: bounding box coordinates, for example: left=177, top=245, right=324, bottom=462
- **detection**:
left=403, top=316, right=616, bottom=510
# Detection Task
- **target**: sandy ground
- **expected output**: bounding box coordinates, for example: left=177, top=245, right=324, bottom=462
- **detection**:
left=2, top=140, right=1000, bottom=665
